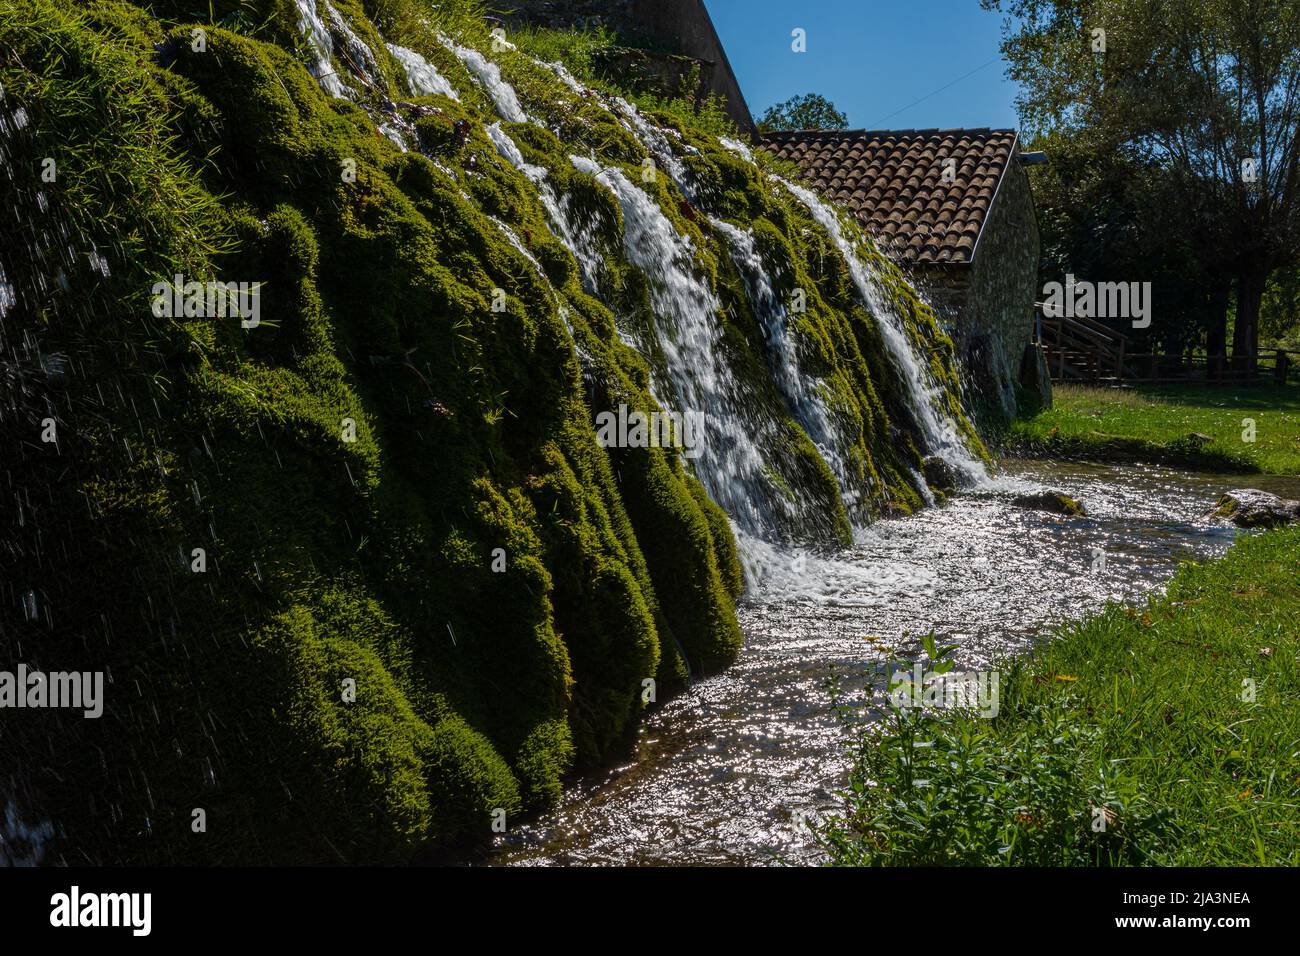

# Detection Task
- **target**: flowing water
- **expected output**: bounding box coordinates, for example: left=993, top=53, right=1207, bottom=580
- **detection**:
left=710, top=217, right=859, bottom=519
left=486, top=460, right=1300, bottom=866
left=7, top=14, right=1293, bottom=868
left=294, top=0, right=349, bottom=99
left=569, top=154, right=790, bottom=542
left=443, top=37, right=529, bottom=122
left=777, top=177, right=987, bottom=487
left=387, top=43, right=459, bottom=100
left=237, top=22, right=1294, bottom=867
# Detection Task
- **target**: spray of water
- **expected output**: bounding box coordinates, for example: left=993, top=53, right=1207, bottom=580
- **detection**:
left=294, top=0, right=349, bottom=98
left=387, top=43, right=460, bottom=100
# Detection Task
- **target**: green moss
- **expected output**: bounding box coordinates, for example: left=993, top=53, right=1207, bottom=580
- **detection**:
left=0, top=0, right=986, bottom=865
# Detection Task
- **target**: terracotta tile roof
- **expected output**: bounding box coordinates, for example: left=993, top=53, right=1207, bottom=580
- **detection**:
left=760, top=127, right=1019, bottom=265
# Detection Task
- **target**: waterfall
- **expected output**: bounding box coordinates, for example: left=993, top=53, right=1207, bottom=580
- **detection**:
left=486, top=122, right=546, bottom=181
left=386, top=43, right=460, bottom=100
left=611, top=97, right=696, bottom=200
left=326, top=3, right=384, bottom=93
left=283, top=19, right=979, bottom=563
left=294, top=0, right=349, bottom=98
left=710, top=217, right=864, bottom=522
left=776, top=177, right=986, bottom=486
left=487, top=123, right=602, bottom=291
left=570, top=155, right=787, bottom=540
left=443, top=38, right=528, bottom=122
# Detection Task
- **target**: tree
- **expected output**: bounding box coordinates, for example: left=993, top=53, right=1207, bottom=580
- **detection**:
left=984, top=0, right=1300, bottom=374
left=1029, top=127, right=1211, bottom=358
left=1261, top=266, right=1300, bottom=348
left=757, top=93, right=849, bottom=133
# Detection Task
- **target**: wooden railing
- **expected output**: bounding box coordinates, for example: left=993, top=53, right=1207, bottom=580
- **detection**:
left=1039, top=312, right=1131, bottom=381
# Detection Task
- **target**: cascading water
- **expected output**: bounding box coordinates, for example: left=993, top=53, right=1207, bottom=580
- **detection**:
left=467, top=44, right=967, bottom=570
left=386, top=43, right=460, bottom=100
left=718, top=136, right=756, bottom=164
left=569, top=154, right=786, bottom=541
left=486, top=122, right=546, bottom=182
left=776, top=177, right=986, bottom=486
left=326, top=3, right=383, bottom=93
left=286, top=17, right=979, bottom=577
left=443, top=38, right=528, bottom=123
left=710, top=217, right=864, bottom=522
left=2, top=5, right=1031, bottom=866
left=611, top=97, right=697, bottom=200
left=294, top=0, right=349, bottom=98
left=486, top=123, right=602, bottom=291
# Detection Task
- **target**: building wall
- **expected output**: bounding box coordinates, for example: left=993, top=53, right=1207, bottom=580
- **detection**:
left=908, top=162, right=1042, bottom=420
left=965, top=160, right=1040, bottom=383
left=495, top=0, right=756, bottom=133
left=494, top=0, right=636, bottom=33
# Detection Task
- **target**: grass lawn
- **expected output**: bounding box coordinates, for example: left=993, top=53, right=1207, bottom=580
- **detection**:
left=822, top=527, right=1300, bottom=866
left=1007, top=382, right=1300, bottom=475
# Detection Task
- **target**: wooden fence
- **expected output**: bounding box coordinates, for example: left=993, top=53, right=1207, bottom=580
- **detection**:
left=1038, top=310, right=1295, bottom=385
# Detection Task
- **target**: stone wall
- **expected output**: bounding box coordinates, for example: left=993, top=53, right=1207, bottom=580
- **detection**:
left=494, top=0, right=756, bottom=133
left=964, top=159, right=1044, bottom=416
left=917, top=159, right=1045, bottom=420
left=494, top=0, right=636, bottom=33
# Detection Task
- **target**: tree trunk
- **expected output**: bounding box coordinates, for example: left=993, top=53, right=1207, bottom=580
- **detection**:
left=1232, top=270, right=1265, bottom=377
left=1206, top=281, right=1229, bottom=381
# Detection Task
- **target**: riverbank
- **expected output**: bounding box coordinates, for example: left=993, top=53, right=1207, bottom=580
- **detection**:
left=1006, top=382, right=1300, bottom=474
left=485, top=459, right=1277, bottom=864
left=822, top=524, right=1300, bottom=866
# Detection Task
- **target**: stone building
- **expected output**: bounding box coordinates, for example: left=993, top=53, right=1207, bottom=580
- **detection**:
left=763, top=128, right=1050, bottom=419
left=493, top=0, right=756, bottom=134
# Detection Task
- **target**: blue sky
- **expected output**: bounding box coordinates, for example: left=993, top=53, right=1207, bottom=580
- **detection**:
left=704, top=0, right=1022, bottom=131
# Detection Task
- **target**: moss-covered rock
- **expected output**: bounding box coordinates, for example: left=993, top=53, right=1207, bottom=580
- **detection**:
left=0, top=0, right=985, bottom=863
left=1011, top=491, right=1088, bottom=517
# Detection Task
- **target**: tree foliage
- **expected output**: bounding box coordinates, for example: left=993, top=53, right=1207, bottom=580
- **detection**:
left=757, top=92, right=849, bottom=132
left=986, top=0, right=1300, bottom=367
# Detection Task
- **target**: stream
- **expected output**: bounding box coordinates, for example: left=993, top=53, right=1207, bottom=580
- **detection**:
left=487, top=459, right=1300, bottom=866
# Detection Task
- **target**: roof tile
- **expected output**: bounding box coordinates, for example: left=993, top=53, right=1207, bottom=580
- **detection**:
left=761, top=127, right=1018, bottom=265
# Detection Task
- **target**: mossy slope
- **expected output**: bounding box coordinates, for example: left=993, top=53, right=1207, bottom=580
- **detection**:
left=0, top=0, right=982, bottom=863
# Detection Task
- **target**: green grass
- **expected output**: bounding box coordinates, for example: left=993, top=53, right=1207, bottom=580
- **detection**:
left=507, top=21, right=740, bottom=140
left=1007, top=382, right=1300, bottom=475
left=822, top=527, right=1300, bottom=866
left=507, top=23, right=617, bottom=79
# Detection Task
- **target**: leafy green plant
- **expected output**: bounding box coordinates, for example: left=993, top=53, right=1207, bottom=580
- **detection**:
left=820, top=638, right=1173, bottom=865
